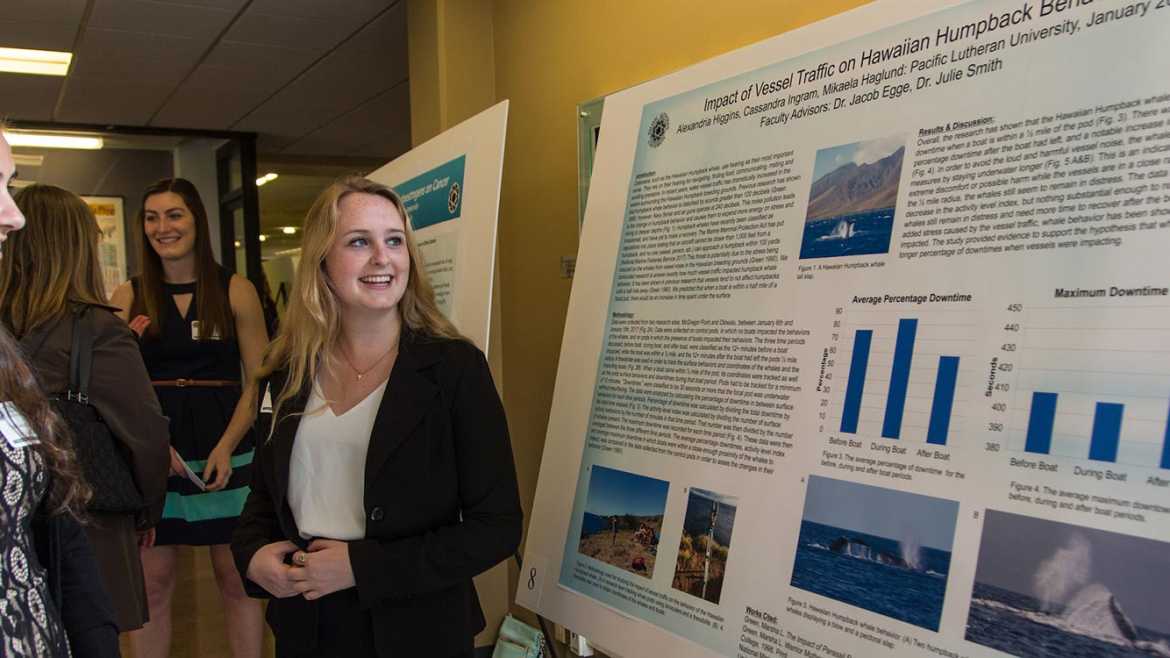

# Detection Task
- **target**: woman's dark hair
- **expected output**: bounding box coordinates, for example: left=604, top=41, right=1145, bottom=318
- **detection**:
left=0, top=327, right=90, bottom=515
left=0, top=184, right=108, bottom=338
left=130, top=178, right=233, bottom=340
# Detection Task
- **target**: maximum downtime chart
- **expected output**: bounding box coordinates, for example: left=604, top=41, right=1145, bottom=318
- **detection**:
left=987, top=299, right=1170, bottom=479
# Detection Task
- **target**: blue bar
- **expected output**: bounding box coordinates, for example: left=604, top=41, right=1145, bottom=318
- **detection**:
left=881, top=319, right=918, bottom=439
left=1088, top=402, right=1123, bottom=463
left=927, top=356, right=960, bottom=445
left=1025, top=392, right=1058, bottom=455
left=1161, top=400, right=1170, bottom=470
left=840, top=330, right=873, bottom=434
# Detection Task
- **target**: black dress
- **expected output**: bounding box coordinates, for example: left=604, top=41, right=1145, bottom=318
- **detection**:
left=136, top=267, right=255, bottom=546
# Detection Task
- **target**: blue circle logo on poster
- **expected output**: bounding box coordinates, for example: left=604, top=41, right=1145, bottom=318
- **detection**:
left=448, top=181, right=461, bottom=213
left=648, top=113, right=669, bottom=148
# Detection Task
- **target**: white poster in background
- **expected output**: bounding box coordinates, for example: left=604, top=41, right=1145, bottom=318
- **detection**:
left=367, top=101, right=508, bottom=352
left=83, top=196, right=126, bottom=299
left=366, top=102, right=510, bottom=648
left=519, top=2, right=1170, bottom=658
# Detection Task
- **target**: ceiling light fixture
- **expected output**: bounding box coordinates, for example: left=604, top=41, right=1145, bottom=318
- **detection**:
left=256, top=172, right=279, bottom=187
left=281, top=226, right=296, bottom=235
left=258, top=234, right=267, bottom=242
left=3, top=131, right=103, bottom=150
left=0, top=47, right=72, bottom=76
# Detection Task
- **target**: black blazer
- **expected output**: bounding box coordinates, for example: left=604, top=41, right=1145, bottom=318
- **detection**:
left=231, top=332, right=523, bottom=657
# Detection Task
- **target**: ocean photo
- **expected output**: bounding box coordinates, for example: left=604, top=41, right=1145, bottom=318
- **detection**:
left=966, top=511, right=1170, bottom=657
left=577, top=465, right=670, bottom=579
left=789, top=475, right=958, bottom=631
left=799, top=136, right=903, bottom=260
left=672, top=489, right=738, bottom=605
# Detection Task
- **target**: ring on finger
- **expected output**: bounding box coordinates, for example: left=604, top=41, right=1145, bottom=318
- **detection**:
left=294, top=552, right=307, bottom=566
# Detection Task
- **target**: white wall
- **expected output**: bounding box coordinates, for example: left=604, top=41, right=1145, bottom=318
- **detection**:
left=172, top=138, right=227, bottom=264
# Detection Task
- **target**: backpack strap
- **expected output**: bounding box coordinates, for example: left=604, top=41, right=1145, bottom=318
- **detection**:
left=67, top=305, right=94, bottom=404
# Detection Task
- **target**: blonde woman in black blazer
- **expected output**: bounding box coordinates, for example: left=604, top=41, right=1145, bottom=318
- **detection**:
left=231, top=176, right=521, bottom=658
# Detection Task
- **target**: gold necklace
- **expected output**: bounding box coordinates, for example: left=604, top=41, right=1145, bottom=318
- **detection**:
left=339, top=343, right=398, bottom=381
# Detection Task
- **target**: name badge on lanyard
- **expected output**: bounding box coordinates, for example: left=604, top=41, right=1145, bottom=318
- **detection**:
left=191, top=320, right=221, bottom=341
left=0, top=401, right=39, bottom=448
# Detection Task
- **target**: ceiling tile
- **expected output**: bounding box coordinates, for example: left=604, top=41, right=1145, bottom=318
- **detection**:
left=0, top=0, right=86, bottom=51
left=0, top=75, right=66, bottom=122
left=55, top=74, right=173, bottom=124
left=232, top=3, right=407, bottom=141
left=88, top=0, right=241, bottom=38
left=70, top=28, right=203, bottom=80
left=202, top=39, right=317, bottom=72
left=282, top=83, right=410, bottom=159
left=151, top=43, right=318, bottom=129
left=245, top=0, right=393, bottom=21
left=224, top=12, right=351, bottom=52
left=3, top=0, right=87, bottom=23
left=0, top=19, right=81, bottom=51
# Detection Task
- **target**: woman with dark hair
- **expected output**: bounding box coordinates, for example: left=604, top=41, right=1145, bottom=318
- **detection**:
left=0, top=183, right=170, bottom=634
left=232, top=177, right=521, bottom=657
left=110, top=178, right=269, bottom=658
left=0, top=130, right=119, bottom=656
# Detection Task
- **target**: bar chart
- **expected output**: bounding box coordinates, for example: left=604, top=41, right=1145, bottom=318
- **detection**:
left=1002, top=303, right=1170, bottom=469
left=832, top=305, right=977, bottom=445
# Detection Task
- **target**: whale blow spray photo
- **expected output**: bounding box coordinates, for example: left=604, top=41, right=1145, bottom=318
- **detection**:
left=790, top=475, right=958, bottom=631
left=966, top=510, right=1170, bottom=657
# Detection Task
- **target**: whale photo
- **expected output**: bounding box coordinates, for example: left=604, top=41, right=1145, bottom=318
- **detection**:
left=799, top=135, right=903, bottom=259
left=966, top=511, right=1170, bottom=657
left=790, top=475, right=958, bottom=631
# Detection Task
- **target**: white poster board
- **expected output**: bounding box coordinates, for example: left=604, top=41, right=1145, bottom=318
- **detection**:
left=368, top=100, right=508, bottom=353
left=519, top=2, right=1170, bottom=657
left=368, top=101, right=510, bottom=645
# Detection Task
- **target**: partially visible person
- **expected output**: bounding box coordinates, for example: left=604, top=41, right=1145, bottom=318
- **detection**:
left=256, top=269, right=280, bottom=340
left=0, top=127, right=119, bottom=656
left=0, top=183, right=171, bottom=633
left=110, top=177, right=268, bottom=658
left=232, top=176, right=522, bottom=658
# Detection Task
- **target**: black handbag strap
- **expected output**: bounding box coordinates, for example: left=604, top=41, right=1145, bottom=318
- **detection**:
left=67, top=305, right=94, bottom=404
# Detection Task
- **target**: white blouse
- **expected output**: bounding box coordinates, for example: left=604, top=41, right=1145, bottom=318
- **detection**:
left=288, top=378, right=387, bottom=540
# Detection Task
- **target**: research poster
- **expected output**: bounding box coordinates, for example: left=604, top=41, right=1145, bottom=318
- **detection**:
left=390, top=154, right=466, bottom=319
left=368, top=101, right=508, bottom=351
left=518, top=2, right=1170, bottom=658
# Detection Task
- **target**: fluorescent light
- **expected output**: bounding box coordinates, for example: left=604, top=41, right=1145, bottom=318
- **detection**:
left=12, top=154, right=44, bottom=167
left=258, top=234, right=267, bottom=242
left=4, top=131, right=103, bottom=150
left=256, top=172, right=278, bottom=186
left=0, top=47, right=72, bottom=76
left=281, top=226, right=296, bottom=235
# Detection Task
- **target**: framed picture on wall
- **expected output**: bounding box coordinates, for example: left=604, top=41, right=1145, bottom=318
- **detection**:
left=82, top=196, right=127, bottom=300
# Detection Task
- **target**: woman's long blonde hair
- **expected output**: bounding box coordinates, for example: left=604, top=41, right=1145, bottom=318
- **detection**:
left=258, top=176, right=462, bottom=431
left=0, top=184, right=108, bottom=337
